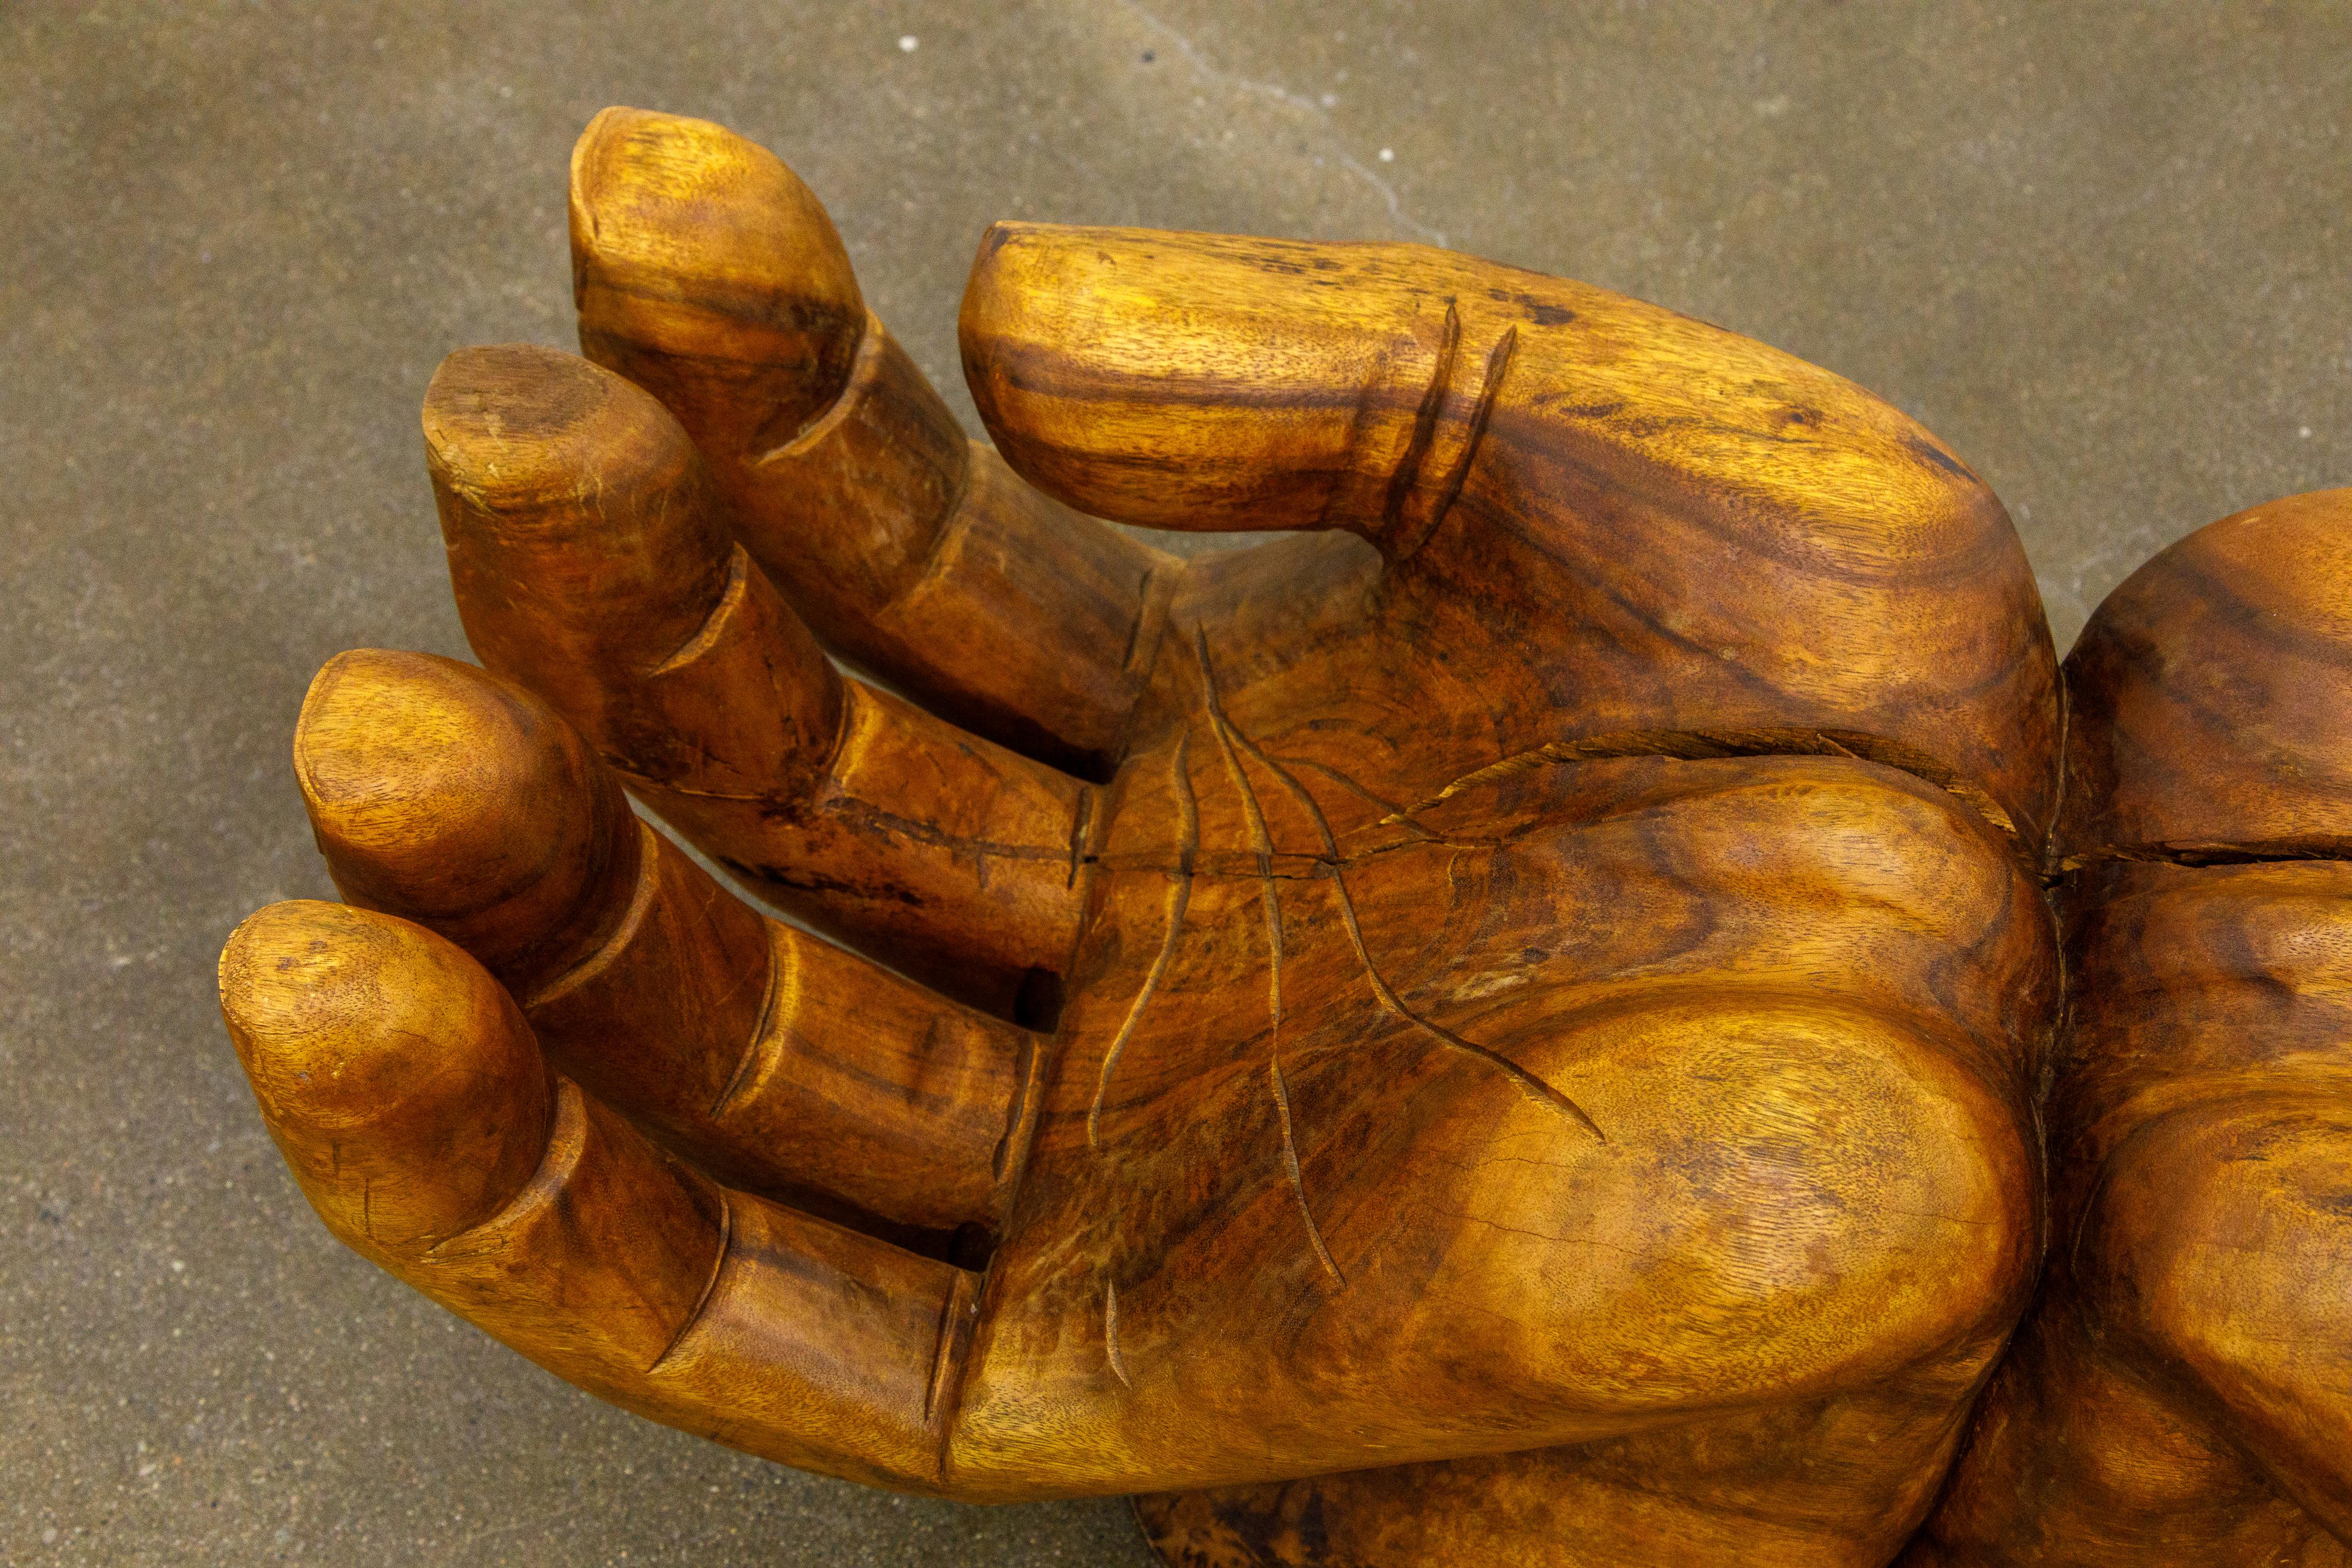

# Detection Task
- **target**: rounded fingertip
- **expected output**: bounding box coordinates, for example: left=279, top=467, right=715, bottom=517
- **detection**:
left=423, top=343, right=697, bottom=520
left=293, top=650, right=639, bottom=991
left=423, top=343, right=737, bottom=673
left=956, top=222, right=1105, bottom=517
left=955, top=221, right=1056, bottom=369
left=218, top=901, right=553, bottom=1253
left=957, top=222, right=1396, bottom=530
left=2060, top=487, right=2352, bottom=860
left=567, top=106, right=864, bottom=452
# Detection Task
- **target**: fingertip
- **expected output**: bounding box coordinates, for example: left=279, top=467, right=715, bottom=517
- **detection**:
left=2060, top=487, right=2352, bottom=860
left=423, top=343, right=694, bottom=519
left=419, top=339, right=847, bottom=819
left=955, top=221, right=1064, bottom=370
left=218, top=901, right=553, bottom=1254
left=293, top=649, right=639, bottom=991
left=422, top=343, right=736, bottom=676
left=954, top=223, right=1428, bottom=532
left=567, top=106, right=864, bottom=447
left=954, top=223, right=1035, bottom=403
left=566, top=104, right=861, bottom=310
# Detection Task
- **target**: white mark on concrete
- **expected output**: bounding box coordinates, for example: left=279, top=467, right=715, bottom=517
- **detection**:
left=1115, top=1, right=1449, bottom=248
left=898, top=34, right=919, bottom=53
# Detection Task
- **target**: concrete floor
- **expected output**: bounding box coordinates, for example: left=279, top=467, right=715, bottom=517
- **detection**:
left=4, top=2, right=2347, bottom=1564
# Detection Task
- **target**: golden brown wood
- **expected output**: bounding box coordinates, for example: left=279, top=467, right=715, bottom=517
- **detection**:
left=960, top=219, right=2060, bottom=852
left=295, top=648, right=1034, bottom=1241
left=571, top=106, right=1174, bottom=780
left=2052, top=487, right=2352, bottom=865
left=212, top=107, right=2129, bottom=1564
left=1904, top=490, right=2352, bottom=1566
left=422, top=341, right=1090, bottom=1018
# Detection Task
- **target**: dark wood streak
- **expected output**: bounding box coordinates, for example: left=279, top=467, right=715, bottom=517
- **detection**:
left=1389, top=322, right=1517, bottom=564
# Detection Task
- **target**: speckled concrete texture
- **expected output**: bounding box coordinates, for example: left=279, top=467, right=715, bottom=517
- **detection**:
left=4, top=3, right=2347, bottom=1563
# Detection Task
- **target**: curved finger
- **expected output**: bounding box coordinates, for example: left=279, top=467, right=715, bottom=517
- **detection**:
left=2056, top=486, right=2352, bottom=866
left=294, top=648, right=1037, bottom=1236
left=218, top=901, right=971, bottom=1493
left=569, top=106, right=1172, bottom=779
left=421, top=342, right=1087, bottom=1018
left=958, top=222, right=2061, bottom=850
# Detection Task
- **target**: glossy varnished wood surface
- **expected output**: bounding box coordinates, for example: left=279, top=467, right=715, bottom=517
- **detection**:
left=962, top=221, right=2060, bottom=853
left=1905, top=491, right=2352, bottom=1565
left=218, top=105, right=2352, bottom=1567
left=2054, top=487, right=2352, bottom=865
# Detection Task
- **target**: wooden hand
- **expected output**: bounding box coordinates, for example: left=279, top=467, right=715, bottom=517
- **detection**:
left=218, top=109, right=2067, bottom=1564
left=1904, top=490, right=2352, bottom=1566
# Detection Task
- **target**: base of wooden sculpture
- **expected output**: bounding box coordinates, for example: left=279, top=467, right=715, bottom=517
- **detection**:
left=1134, top=1461, right=1584, bottom=1568
left=1131, top=1414, right=1943, bottom=1568
left=1135, top=1477, right=1436, bottom=1568
left=1132, top=1462, right=1602, bottom=1567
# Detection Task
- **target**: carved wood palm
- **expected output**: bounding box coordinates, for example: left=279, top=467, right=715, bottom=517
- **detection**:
left=219, top=110, right=2077, bottom=1565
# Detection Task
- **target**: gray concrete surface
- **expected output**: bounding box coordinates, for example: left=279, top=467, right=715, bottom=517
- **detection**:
left=4, top=2, right=2347, bottom=1563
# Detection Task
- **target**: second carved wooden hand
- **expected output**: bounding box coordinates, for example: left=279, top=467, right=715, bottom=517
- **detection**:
left=217, top=110, right=2067, bottom=1566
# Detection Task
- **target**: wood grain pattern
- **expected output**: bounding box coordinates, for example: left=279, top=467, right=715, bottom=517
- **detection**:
left=2053, top=487, right=2352, bottom=865
left=960, top=221, right=2061, bottom=852
left=294, top=649, right=1035, bottom=1242
left=195, top=105, right=2249, bottom=1565
left=572, top=106, right=1173, bottom=780
left=423, top=341, right=1089, bottom=1017
left=1904, top=489, right=2352, bottom=1566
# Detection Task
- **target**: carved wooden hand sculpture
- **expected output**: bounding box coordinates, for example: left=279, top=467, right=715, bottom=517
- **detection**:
left=1905, top=490, right=2352, bottom=1566
left=218, top=109, right=2069, bottom=1566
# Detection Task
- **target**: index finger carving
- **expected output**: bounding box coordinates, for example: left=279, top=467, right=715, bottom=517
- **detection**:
left=422, top=343, right=1090, bottom=1015
left=571, top=107, right=1175, bottom=779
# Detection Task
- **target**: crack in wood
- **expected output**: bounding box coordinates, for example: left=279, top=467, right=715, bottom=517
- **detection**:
left=822, top=795, right=1075, bottom=868
left=1104, top=1277, right=1132, bottom=1389
left=2057, top=840, right=2352, bottom=872
left=1394, top=724, right=2020, bottom=848
left=1269, top=1051, right=1343, bottom=1287
left=1225, top=711, right=1609, bottom=1145
left=1087, top=731, right=1197, bottom=1149
left=1275, top=754, right=1441, bottom=841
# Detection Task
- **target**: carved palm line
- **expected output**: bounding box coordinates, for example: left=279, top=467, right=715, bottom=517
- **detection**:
left=1083, top=627, right=1611, bottom=1299
left=1073, top=302, right=1608, bottom=1325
